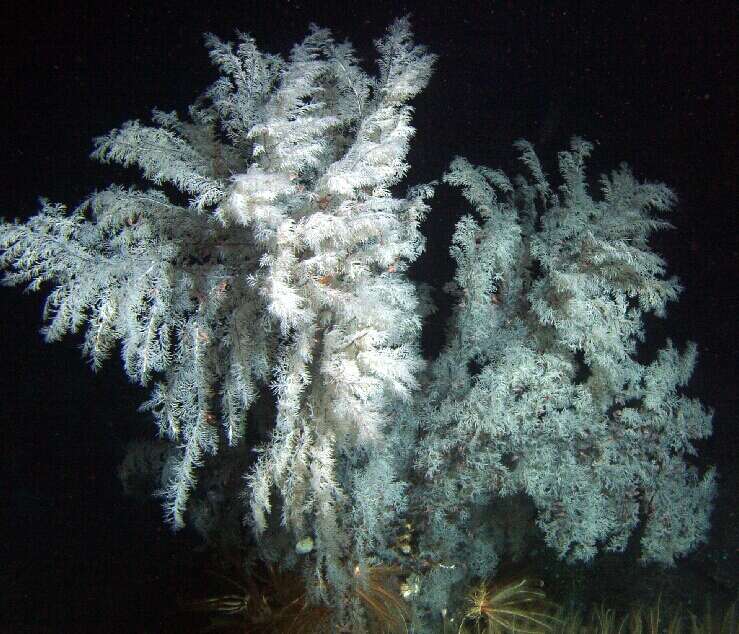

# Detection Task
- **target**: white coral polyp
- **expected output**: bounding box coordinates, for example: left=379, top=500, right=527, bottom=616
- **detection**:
left=220, top=165, right=294, bottom=229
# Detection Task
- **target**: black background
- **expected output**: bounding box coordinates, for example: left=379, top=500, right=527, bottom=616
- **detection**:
left=1, top=1, right=736, bottom=631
